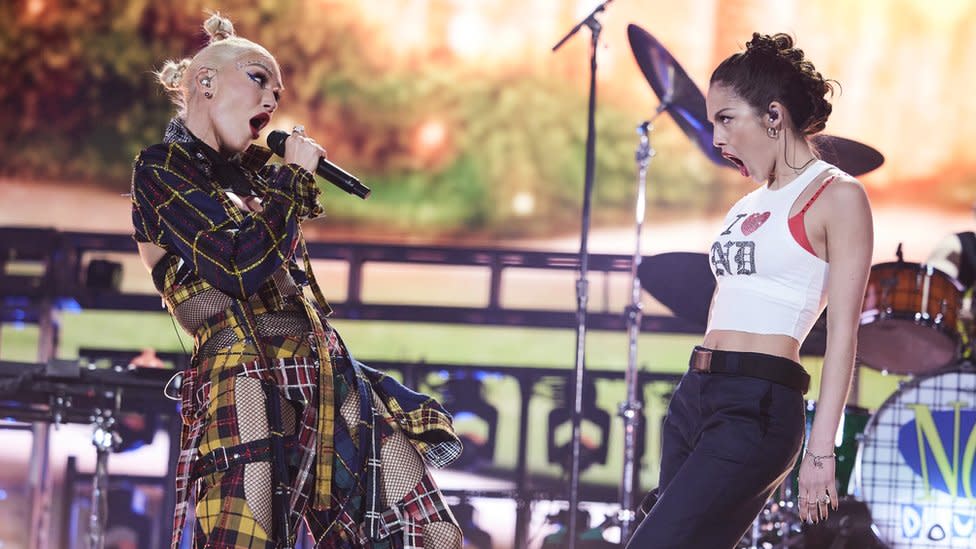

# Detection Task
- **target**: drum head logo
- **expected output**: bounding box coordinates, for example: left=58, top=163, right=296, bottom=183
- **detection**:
left=897, top=405, right=976, bottom=497
left=858, top=370, right=976, bottom=548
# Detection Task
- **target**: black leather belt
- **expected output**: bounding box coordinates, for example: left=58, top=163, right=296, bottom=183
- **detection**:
left=192, top=436, right=298, bottom=479
left=689, top=346, right=810, bottom=394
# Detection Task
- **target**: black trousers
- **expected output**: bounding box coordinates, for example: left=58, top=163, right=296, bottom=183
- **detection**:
left=627, top=352, right=806, bottom=549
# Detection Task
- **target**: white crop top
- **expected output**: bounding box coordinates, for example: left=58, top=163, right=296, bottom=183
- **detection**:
left=706, top=160, right=834, bottom=342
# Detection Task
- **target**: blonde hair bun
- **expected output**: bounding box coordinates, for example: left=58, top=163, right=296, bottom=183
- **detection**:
left=203, top=12, right=236, bottom=43
left=157, top=58, right=191, bottom=92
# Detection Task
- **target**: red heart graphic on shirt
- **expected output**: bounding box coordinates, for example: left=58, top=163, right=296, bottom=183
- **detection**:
left=741, top=211, right=770, bottom=235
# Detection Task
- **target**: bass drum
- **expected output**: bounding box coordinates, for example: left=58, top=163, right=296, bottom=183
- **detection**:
left=858, top=262, right=964, bottom=375
left=852, top=364, right=976, bottom=548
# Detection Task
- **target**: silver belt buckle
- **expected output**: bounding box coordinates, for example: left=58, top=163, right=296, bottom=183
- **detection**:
left=212, top=446, right=230, bottom=472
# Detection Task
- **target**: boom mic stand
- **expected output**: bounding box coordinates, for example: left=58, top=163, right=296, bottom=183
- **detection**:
left=551, top=2, right=614, bottom=546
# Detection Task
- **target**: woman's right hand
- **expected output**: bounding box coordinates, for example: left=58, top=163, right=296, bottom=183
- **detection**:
left=797, top=449, right=838, bottom=523
left=284, top=127, right=325, bottom=175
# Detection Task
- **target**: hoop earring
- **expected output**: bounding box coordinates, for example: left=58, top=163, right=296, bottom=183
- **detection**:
left=767, top=127, right=778, bottom=139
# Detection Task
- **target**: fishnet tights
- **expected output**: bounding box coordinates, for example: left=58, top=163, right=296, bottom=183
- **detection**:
left=198, top=312, right=311, bottom=358
left=171, top=269, right=301, bottom=337
left=236, top=377, right=298, bottom=537
left=424, top=522, right=463, bottom=549
left=172, top=285, right=234, bottom=334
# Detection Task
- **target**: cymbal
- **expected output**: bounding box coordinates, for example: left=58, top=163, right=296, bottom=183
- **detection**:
left=627, top=24, right=726, bottom=166
left=811, top=135, right=884, bottom=177
left=638, top=252, right=714, bottom=327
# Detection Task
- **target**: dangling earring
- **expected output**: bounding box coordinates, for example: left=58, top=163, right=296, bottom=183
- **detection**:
left=767, top=127, right=778, bottom=139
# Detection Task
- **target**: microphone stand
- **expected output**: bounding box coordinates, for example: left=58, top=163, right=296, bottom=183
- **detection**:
left=551, top=2, right=614, bottom=547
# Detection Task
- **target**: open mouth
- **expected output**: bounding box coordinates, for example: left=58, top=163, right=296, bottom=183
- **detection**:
left=249, top=113, right=270, bottom=138
left=723, top=153, right=749, bottom=177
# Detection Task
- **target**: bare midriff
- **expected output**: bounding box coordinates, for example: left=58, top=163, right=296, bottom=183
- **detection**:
left=702, top=329, right=802, bottom=364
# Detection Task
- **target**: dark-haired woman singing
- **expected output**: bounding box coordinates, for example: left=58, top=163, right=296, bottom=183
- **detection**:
left=627, top=33, right=873, bottom=549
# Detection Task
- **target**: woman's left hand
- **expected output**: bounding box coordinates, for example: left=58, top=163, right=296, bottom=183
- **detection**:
left=797, top=450, right=838, bottom=523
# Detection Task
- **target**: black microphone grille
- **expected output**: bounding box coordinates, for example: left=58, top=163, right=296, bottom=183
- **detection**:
left=266, top=130, right=288, bottom=155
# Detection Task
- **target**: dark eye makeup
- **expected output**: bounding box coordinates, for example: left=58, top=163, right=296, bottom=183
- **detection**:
left=248, top=70, right=281, bottom=103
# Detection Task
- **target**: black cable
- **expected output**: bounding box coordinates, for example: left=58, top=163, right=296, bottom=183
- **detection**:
left=168, top=313, right=190, bottom=357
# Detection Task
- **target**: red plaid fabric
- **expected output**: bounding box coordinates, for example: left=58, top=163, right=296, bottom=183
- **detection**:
left=372, top=475, right=457, bottom=549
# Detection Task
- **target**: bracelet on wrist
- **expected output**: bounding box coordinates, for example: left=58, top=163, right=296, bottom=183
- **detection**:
left=805, top=448, right=836, bottom=469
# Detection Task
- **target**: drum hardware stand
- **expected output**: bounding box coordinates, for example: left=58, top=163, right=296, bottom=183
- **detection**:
left=748, top=517, right=760, bottom=549
left=28, top=298, right=58, bottom=549
left=617, top=119, right=659, bottom=542
left=615, top=47, right=676, bottom=542
left=741, top=488, right=803, bottom=549
left=551, top=2, right=614, bottom=546
left=89, top=407, right=121, bottom=549
left=52, top=394, right=73, bottom=427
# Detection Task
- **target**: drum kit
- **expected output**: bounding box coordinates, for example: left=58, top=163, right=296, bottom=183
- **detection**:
left=626, top=23, right=976, bottom=549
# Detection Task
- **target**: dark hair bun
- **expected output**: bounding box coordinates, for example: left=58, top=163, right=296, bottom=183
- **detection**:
left=712, top=32, right=836, bottom=135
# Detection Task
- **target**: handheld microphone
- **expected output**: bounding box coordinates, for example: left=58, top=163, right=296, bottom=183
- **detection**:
left=266, top=130, right=370, bottom=199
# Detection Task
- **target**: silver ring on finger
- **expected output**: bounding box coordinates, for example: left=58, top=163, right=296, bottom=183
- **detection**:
left=292, top=124, right=305, bottom=134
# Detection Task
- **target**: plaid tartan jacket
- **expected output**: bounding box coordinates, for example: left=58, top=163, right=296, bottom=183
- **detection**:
left=130, top=119, right=461, bottom=547
left=131, top=121, right=322, bottom=297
